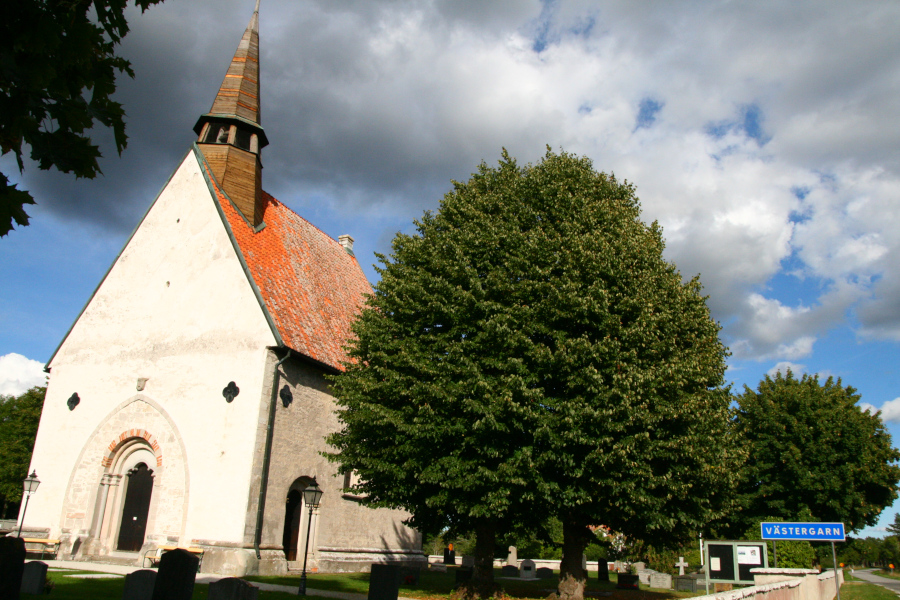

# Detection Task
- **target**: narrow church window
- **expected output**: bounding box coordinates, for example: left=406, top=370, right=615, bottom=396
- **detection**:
left=205, top=124, right=229, bottom=144
left=235, top=128, right=252, bottom=151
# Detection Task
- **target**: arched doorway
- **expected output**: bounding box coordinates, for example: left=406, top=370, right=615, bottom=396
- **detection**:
left=283, top=490, right=302, bottom=561
left=281, top=477, right=318, bottom=563
left=116, top=462, right=154, bottom=551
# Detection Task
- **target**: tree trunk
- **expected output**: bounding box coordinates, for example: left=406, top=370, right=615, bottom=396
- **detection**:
left=558, top=520, right=590, bottom=600
left=471, top=520, right=498, bottom=599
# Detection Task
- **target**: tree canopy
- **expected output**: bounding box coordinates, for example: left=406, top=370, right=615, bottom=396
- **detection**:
left=0, top=0, right=164, bottom=236
left=0, top=386, right=45, bottom=507
left=327, top=149, right=740, bottom=599
left=731, top=371, right=900, bottom=535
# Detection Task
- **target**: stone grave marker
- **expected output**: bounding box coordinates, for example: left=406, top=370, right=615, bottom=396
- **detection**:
left=443, top=547, right=456, bottom=565
left=632, top=561, right=646, bottom=572
left=597, top=560, right=610, bottom=581
left=429, top=563, right=447, bottom=573
left=613, top=561, right=625, bottom=573
left=616, top=574, right=639, bottom=590
left=519, top=558, right=536, bottom=580
left=581, top=554, right=587, bottom=570
left=209, top=577, right=259, bottom=600
left=368, top=564, right=400, bottom=600
left=638, top=569, right=654, bottom=586
left=455, top=567, right=473, bottom=584
left=536, top=567, right=553, bottom=579
left=0, top=537, right=26, bottom=600
left=506, top=546, right=517, bottom=566
left=151, top=548, right=199, bottom=600
left=122, top=569, right=158, bottom=600
left=461, top=555, right=474, bottom=567
left=501, top=565, right=518, bottom=577
left=675, top=557, right=688, bottom=576
left=21, top=561, right=48, bottom=595
left=649, top=572, right=672, bottom=590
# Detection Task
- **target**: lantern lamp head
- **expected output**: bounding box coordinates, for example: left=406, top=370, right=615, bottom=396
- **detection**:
left=23, top=470, right=41, bottom=494
left=302, top=479, right=324, bottom=509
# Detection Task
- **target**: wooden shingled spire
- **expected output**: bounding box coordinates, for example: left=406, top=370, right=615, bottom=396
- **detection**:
left=195, top=0, right=269, bottom=227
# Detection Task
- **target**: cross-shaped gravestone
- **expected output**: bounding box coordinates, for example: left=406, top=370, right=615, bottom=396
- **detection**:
left=675, top=557, right=689, bottom=576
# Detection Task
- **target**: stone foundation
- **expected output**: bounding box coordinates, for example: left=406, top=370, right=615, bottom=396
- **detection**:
left=317, top=547, right=427, bottom=573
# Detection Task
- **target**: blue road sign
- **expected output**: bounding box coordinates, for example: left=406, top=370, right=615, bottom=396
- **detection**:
left=760, top=522, right=845, bottom=541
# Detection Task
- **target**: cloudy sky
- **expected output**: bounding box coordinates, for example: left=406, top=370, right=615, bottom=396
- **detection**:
left=2, top=0, right=900, bottom=536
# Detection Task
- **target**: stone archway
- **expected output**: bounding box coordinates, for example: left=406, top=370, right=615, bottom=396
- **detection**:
left=281, top=477, right=318, bottom=566
left=61, top=396, right=189, bottom=558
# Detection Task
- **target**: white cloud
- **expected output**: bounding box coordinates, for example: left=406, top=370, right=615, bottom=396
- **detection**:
left=874, top=397, right=900, bottom=423
left=859, top=402, right=878, bottom=414
left=767, top=362, right=806, bottom=377
left=0, top=353, right=46, bottom=397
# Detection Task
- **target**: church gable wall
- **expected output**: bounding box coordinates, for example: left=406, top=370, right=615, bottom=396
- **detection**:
left=28, top=151, right=278, bottom=550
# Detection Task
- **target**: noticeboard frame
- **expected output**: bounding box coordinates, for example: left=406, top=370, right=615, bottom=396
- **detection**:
left=703, top=540, right=769, bottom=585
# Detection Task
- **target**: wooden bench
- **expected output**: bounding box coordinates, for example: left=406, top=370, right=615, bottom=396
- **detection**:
left=143, top=545, right=204, bottom=571
left=22, top=538, right=61, bottom=560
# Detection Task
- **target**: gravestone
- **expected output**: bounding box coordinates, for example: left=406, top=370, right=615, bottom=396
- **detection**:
left=597, top=560, right=610, bottom=582
left=429, top=563, right=447, bottom=573
left=455, top=567, right=473, bottom=584
left=649, top=572, right=672, bottom=590
left=368, top=564, right=401, bottom=600
left=536, top=567, right=553, bottom=579
left=151, top=548, right=199, bottom=600
left=443, top=548, right=456, bottom=565
left=20, top=561, right=48, bottom=595
left=122, top=569, right=158, bottom=600
left=638, top=569, right=654, bottom=586
left=461, top=555, right=474, bottom=567
left=501, top=565, right=518, bottom=577
left=616, top=574, right=639, bottom=590
left=519, top=559, right=536, bottom=580
left=675, top=557, right=688, bottom=576
left=673, top=575, right=705, bottom=593
left=209, top=577, right=259, bottom=600
left=506, top=546, right=517, bottom=566
left=0, top=537, right=26, bottom=600
left=582, top=554, right=587, bottom=570
left=632, top=562, right=646, bottom=572
left=613, top=561, right=625, bottom=573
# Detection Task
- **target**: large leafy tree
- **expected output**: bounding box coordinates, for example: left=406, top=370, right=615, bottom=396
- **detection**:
left=327, top=149, right=740, bottom=599
left=1, top=0, right=164, bottom=236
left=0, top=386, right=46, bottom=515
left=731, top=371, right=900, bottom=535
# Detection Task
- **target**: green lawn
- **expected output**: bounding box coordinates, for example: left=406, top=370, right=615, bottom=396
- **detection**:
left=247, top=568, right=698, bottom=600
left=840, top=581, right=899, bottom=600
left=873, top=570, right=900, bottom=580
left=31, top=566, right=699, bottom=600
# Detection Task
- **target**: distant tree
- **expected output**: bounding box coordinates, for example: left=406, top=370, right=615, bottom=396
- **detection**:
left=0, top=387, right=45, bottom=512
left=887, top=513, right=900, bottom=537
left=327, top=149, right=741, bottom=600
left=0, top=0, right=164, bottom=236
left=731, top=371, right=900, bottom=534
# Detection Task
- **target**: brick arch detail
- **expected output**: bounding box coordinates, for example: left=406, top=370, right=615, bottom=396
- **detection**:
left=101, top=429, right=162, bottom=468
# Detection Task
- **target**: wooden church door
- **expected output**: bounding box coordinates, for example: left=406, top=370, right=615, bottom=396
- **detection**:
left=283, top=490, right=303, bottom=561
left=116, top=463, right=154, bottom=552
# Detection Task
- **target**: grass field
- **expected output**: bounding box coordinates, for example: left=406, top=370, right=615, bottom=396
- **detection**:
left=30, top=567, right=695, bottom=600
left=839, top=581, right=899, bottom=600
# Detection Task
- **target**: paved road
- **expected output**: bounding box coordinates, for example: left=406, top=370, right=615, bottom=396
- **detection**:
left=851, top=569, right=900, bottom=595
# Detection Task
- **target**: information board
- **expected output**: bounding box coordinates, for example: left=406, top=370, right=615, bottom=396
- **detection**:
left=704, top=540, right=768, bottom=584
left=760, top=522, right=845, bottom=541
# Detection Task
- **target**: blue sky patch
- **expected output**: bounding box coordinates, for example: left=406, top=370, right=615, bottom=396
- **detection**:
left=635, top=98, right=663, bottom=130
left=705, top=103, right=771, bottom=145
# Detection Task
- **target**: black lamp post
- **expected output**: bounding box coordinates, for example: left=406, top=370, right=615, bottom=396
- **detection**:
left=17, top=470, right=41, bottom=537
left=298, top=479, right=323, bottom=596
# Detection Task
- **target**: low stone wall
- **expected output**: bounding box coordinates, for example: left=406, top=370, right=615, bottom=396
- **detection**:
left=691, top=568, right=843, bottom=600
left=427, top=555, right=606, bottom=571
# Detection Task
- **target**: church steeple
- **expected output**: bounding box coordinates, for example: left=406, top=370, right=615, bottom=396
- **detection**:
left=195, top=0, right=269, bottom=227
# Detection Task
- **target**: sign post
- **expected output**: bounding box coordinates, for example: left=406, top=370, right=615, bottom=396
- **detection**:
left=761, top=522, right=845, bottom=600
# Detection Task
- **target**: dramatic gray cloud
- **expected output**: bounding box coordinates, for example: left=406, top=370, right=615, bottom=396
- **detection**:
left=6, top=0, right=900, bottom=363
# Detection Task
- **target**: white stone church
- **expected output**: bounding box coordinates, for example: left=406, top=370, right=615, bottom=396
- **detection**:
left=21, top=2, right=422, bottom=576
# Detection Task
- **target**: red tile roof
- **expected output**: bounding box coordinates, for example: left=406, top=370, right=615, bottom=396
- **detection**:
left=207, top=164, right=371, bottom=371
